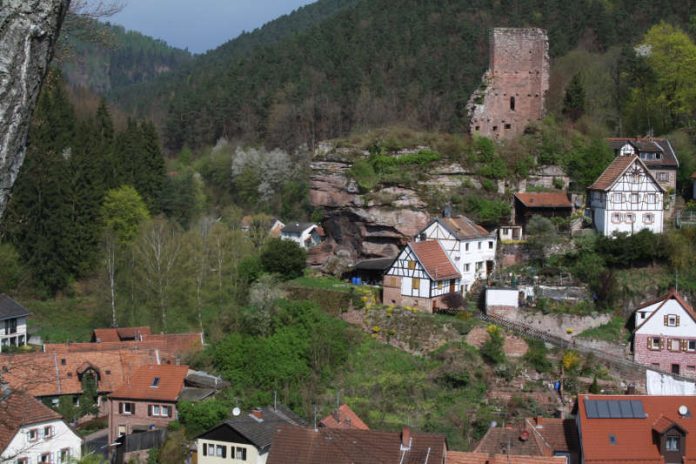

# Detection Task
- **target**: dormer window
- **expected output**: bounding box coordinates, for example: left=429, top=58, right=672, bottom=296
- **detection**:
left=667, top=436, right=680, bottom=451
left=665, top=315, right=679, bottom=327
left=151, top=377, right=160, bottom=388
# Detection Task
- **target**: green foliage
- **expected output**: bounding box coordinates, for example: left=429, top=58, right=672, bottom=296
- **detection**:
left=578, top=317, right=626, bottom=342
left=0, top=243, right=25, bottom=292
left=480, top=325, right=506, bottom=365
left=101, top=186, right=150, bottom=244
left=471, top=137, right=508, bottom=179
left=523, top=339, right=551, bottom=373
left=178, top=399, right=229, bottom=438
left=349, top=159, right=379, bottom=190
left=595, top=230, right=667, bottom=267
left=260, top=239, right=307, bottom=280
left=562, top=73, right=586, bottom=121
left=464, top=197, right=510, bottom=227
left=525, top=215, right=561, bottom=263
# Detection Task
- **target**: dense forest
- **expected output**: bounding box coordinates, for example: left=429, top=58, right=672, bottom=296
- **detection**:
left=106, top=0, right=696, bottom=152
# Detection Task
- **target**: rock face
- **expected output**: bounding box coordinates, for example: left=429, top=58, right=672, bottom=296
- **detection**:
left=309, top=158, right=431, bottom=269
left=0, top=0, right=69, bottom=219
left=468, top=28, right=550, bottom=141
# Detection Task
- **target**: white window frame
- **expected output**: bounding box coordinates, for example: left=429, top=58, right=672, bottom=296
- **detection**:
left=28, top=428, right=38, bottom=442
left=44, top=425, right=54, bottom=439
left=630, top=193, right=639, bottom=204
left=611, top=213, right=622, bottom=224
left=643, top=213, right=654, bottom=224
left=122, top=402, right=134, bottom=415
left=624, top=213, right=635, bottom=224
left=666, top=436, right=679, bottom=451
left=236, top=447, right=248, bottom=461
left=647, top=193, right=656, bottom=203
left=667, top=315, right=678, bottom=327
left=658, top=172, right=669, bottom=182
left=688, top=340, right=696, bottom=352
left=650, top=337, right=661, bottom=350
left=612, top=193, right=622, bottom=203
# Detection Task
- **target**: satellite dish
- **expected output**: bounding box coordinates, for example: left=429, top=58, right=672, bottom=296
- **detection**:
left=232, top=407, right=241, bottom=417
left=679, top=405, right=689, bottom=416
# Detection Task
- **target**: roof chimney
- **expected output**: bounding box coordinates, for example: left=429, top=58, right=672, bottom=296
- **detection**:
left=251, top=407, right=263, bottom=421
left=400, top=426, right=412, bottom=451
left=442, top=205, right=452, bottom=218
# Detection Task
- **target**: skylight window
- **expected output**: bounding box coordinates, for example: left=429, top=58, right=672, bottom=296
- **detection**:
left=151, top=377, right=160, bottom=388
left=609, top=435, right=617, bottom=445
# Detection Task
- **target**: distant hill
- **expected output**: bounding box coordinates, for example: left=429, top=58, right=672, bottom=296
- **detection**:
left=58, top=19, right=192, bottom=96
left=111, top=0, right=695, bottom=152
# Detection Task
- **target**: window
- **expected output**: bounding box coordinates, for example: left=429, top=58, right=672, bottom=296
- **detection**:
left=640, top=312, right=646, bottom=319
left=658, top=172, right=669, bottom=182
left=60, top=358, right=66, bottom=366
left=151, top=377, right=160, bottom=388
left=465, top=243, right=470, bottom=252
left=464, top=264, right=470, bottom=272
left=689, top=341, right=696, bottom=351
left=643, top=213, right=654, bottom=224
left=647, top=193, right=656, bottom=203
left=215, top=445, right=226, bottom=458
left=613, top=193, right=622, bottom=203
left=611, top=213, right=622, bottom=224
left=407, top=260, right=415, bottom=270
left=17, top=458, right=28, bottom=464
left=630, top=193, right=639, bottom=203
left=475, top=262, right=483, bottom=271
left=649, top=337, right=661, bottom=350
left=670, top=339, right=681, bottom=352
left=478, top=242, right=482, bottom=250
left=488, top=241, right=494, bottom=249
left=60, top=449, right=71, bottom=462
left=161, top=405, right=171, bottom=417
left=510, top=96, right=516, bottom=111
left=437, top=281, right=443, bottom=290
left=666, top=315, right=679, bottom=327
left=44, top=425, right=54, bottom=438
left=666, top=436, right=680, bottom=451
left=120, top=402, right=135, bottom=415
left=412, top=278, right=420, bottom=294
left=609, top=434, right=617, bottom=445
left=4, top=318, right=17, bottom=334
left=236, top=447, right=248, bottom=461
left=504, top=123, right=512, bottom=129
left=151, top=405, right=160, bottom=416
left=39, top=453, right=52, bottom=463
left=28, top=428, right=38, bottom=442
left=624, top=213, right=635, bottom=224
left=205, top=443, right=216, bottom=456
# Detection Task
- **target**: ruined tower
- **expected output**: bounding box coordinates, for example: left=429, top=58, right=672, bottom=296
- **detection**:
left=467, top=28, right=550, bottom=141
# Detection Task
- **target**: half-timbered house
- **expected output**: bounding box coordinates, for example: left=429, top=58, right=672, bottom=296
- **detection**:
left=415, top=215, right=496, bottom=294
left=383, top=241, right=461, bottom=312
left=607, top=138, right=679, bottom=193
left=587, top=155, right=664, bottom=237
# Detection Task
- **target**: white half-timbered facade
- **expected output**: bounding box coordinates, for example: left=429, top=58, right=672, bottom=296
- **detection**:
left=415, top=216, right=496, bottom=293
left=587, top=155, right=664, bottom=237
left=383, top=241, right=461, bottom=313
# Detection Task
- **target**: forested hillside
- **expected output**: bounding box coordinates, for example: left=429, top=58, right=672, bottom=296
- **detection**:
left=111, top=0, right=696, bottom=152
left=58, top=19, right=192, bottom=96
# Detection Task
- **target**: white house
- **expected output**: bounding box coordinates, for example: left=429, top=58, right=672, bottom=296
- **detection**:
left=415, top=215, right=496, bottom=294
left=633, top=290, right=696, bottom=377
left=383, top=240, right=462, bottom=312
left=0, top=294, right=29, bottom=352
left=587, top=155, right=664, bottom=237
left=196, top=406, right=306, bottom=464
left=0, top=388, right=82, bottom=464
left=485, top=288, right=519, bottom=316
left=280, top=222, right=321, bottom=249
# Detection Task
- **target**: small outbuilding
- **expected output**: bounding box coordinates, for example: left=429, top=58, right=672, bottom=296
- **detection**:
left=514, top=192, right=572, bottom=230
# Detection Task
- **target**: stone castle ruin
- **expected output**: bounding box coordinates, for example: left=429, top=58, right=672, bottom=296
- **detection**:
left=467, top=28, right=550, bottom=140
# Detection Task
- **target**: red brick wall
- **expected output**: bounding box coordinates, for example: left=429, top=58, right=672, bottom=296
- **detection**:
left=108, top=398, right=178, bottom=443
left=634, top=333, right=696, bottom=377
left=470, top=28, right=549, bottom=140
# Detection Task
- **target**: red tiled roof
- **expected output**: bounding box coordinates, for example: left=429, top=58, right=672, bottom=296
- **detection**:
left=448, top=452, right=565, bottom=464
left=652, top=415, right=682, bottom=434
left=0, top=390, right=63, bottom=452
left=0, top=349, right=157, bottom=397
left=109, top=364, right=188, bottom=402
left=437, top=216, right=491, bottom=240
left=319, top=404, right=369, bottom=430
left=514, top=192, right=572, bottom=208
left=93, top=326, right=151, bottom=342
left=634, top=289, right=696, bottom=331
left=266, top=426, right=446, bottom=464
left=588, top=155, right=664, bottom=192
left=409, top=241, right=460, bottom=281
left=577, top=394, right=696, bottom=463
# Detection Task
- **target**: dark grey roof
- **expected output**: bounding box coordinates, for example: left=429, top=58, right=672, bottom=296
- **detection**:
left=220, top=406, right=307, bottom=452
left=179, top=386, right=216, bottom=402
left=352, top=258, right=395, bottom=271
left=185, top=370, right=230, bottom=390
left=281, top=222, right=316, bottom=234
left=0, top=295, right=29, bottom=320
left=607, top=138, right=679, bottom=168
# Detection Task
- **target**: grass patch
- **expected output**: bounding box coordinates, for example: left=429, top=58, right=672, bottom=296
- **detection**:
left=577, top=316, right=627, bottom=342
left=20, top=295, right=106, bottom=343
left=286, top=275, right=354, bottom=293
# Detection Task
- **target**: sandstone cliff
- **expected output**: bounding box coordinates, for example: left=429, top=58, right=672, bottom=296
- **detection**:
left=0, top=0, right=69, bottom=219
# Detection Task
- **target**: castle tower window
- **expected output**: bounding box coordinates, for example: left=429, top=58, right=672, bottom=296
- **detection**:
left=504, top=124, right=512, bottom=129
left=510, top=96, right=516, bottom=111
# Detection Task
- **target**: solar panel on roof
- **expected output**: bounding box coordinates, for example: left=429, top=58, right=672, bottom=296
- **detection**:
left=584, top=399, right=646, bottom=419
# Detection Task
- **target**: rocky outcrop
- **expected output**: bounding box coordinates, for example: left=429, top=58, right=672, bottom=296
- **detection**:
left=0, top=0, right=69, bottom=219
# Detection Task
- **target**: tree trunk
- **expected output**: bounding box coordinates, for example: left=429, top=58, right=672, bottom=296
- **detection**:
left=0, top=0, right=70, bottom=219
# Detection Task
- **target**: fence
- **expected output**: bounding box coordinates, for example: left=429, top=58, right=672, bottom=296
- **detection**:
left=112, top=429, right=167, bottom=464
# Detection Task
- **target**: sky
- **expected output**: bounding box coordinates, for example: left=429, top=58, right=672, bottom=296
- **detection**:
left=106, top=0, right=317, bottom=54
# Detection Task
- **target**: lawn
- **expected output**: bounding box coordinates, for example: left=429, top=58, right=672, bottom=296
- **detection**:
left=286, top=274, right=355, bottom=293
left=577, top=316, right=628, bottom=342
left=20, top=295, right=107, bottom=343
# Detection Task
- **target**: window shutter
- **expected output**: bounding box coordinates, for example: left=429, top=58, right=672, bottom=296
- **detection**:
left=148, top=405, right=152, bottom=417
left=682, top=340, right=688, bottom=351
left=168, top=406, right=173, bottom=418
left=664, top=315, right=669, bottom=326
left=677, top=315, right=681, bottom=326
left=202, top=443, right=207, bottom=456
left=660, top=338, right=665, bottom=350
left=119, top=402, right=123, bottom=414
left=221, top=446, right=227, bottom=458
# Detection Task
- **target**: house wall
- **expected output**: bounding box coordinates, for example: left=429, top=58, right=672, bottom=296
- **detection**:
left=650, top=168, right=677, bottom=193
left=486, top=289, right=519, bottom=311
left=0, top=315, right=28, bottom=352
left=108, top=398, right=178, bottom=444
left=280, top=226, right=319, bottom=249
left=1, top=419, right=82, bottom=464
left=197, top=438, right=264, bottom=464
left=634, top=300, right=696, bottom=377
left=589, top=162, right=664, bottom=236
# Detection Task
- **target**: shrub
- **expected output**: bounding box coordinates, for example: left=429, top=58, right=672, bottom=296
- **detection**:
left=350, top=159, right=379, bottom=191
left=523, top=339, right=551, bottom=373
left=260, top=239, right=307, bottom=280
left=480, top=325, right=506, bottom=365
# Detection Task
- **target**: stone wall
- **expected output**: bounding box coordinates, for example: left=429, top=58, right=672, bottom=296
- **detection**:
left=468, top=28, right=549, bottom=141
left=634, top=333, right=696, bottom=378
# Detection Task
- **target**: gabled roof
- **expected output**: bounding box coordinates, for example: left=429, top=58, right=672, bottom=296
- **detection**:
left=430, top=215, right=492, bottom=240
left=577, top=395, right=696, bottom=463
left=588, top=155, right=665, bottom=192
left=319, top=404, right=369, bottom=430
left=633, top=289, right=696, bottom=332
left=92, top=326, right=151, bottom=342
left=198, top=406, right=306, bottom=452
left=0, top=295, right=30, bottom=321
left=448, top=453, right=566, bottom=464
left=652, top=415, right=685, bottom=435
left=607, top=137, right=679, bottom=168
left=0, top=389, right=63, bottom=452
left=281, top=222, right=317, bottom=234
left=266, top=426, right=446, bottom=464
left=408, top=241, right=460, bottom=281
left=0, top=349, right=158, bottom=397
left=514, top=192, right=572, bottom=209
left=110, top=364, right=188, bottom=402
